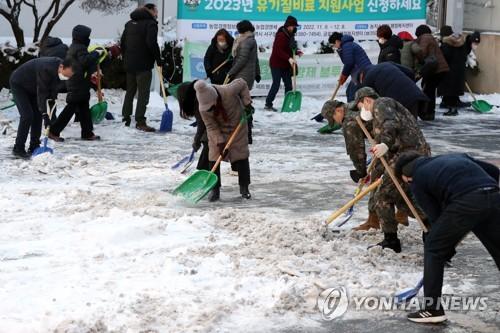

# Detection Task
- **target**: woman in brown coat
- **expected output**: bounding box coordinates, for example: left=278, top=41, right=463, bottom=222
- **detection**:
left=415, top=25, right=449, bottom=120
left=194, top=79, right=253, bottom=201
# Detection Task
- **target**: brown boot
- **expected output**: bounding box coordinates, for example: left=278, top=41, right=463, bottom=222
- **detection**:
left=353, top=212, right=380, bottom=231
left=48, top=131, right=65, bottom=142
left=136, top=122, right=156, bottom=132
left=396, top=210, right=409, bottom=226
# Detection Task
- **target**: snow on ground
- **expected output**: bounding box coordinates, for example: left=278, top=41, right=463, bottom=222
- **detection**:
left=0, top=88, right=499, bottom=332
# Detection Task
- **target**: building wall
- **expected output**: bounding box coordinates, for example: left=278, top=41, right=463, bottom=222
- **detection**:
left=464, top=0, right=500, bottom=32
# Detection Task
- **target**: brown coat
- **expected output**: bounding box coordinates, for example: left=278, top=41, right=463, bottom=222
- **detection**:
left=199, top=78, right=252, bottom=162
left=415, top=33, right=449, bottom=74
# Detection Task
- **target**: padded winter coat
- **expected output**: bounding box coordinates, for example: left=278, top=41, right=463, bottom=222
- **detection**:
left=378, top=35, right=403, bottom=64
left=362, top=62, right=429, bottom=110
left=204, top=34, right=234, bottom=85
left=269, top=26, right=297, bottom=69
left=10, top=57, right=62, bottom=114
left=337, top=35, right=372, bottom=78
left=227, top=32, right=260, bottom=90
left=121, top=8, right=162, bottom=73
left=437, top=34, right=472, bottom=97
left=415, top=33, right=449, bottom=75
left=199, top=79, right=251, bottom=162
left=65, top=25, right=99, bottom=103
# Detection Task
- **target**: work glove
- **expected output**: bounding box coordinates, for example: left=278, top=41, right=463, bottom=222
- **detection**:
left=338, top=73, right=348, bottom=85
left=218, top=142, right=228, bottom=158
left=192, top=140, right=201, bottom=152
left=255, top=74, right=261, bottom=83
left=288, top=57, right=296, bottom=67
left=244, top=104, right=255, bottom=118
left=42, top=113, right=51, bottom=128
left=349, top=169, right=368, bottom=184
left=371, top=143, right=389, bottom=158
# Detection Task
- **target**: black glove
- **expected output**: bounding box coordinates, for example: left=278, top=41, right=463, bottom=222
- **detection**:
left=42, top=113, right=51, bottom=128
left=255, top=74, right=261, bottom=83
left=218, top=142, right=228, bottom=158
left=349, top=169, right=367, bottom=183
left=244, top=104, right=255, bottom=118
left=192, top=140, right=201, bottom=152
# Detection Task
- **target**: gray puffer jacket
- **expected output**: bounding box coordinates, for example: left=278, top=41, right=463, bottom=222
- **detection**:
left=228, top=32, right=260, bottom=90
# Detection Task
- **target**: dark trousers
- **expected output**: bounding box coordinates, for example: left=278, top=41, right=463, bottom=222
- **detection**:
left=442, top=96, right=460, bottom=107
left=346, top=81, right=359, bottom=102
left=424, top=190, right=500, bottom=309
left=408, top=100, right=429, bottom=119
left=422, top=73, right=445, bottom=118
left=51, top=101, right=93, bottom=138
left=209, top=158, right=251, bottom=189
left=197, top=142, right=210, bottom=171
left=10, top=83, right=42, bottom=150
left=122, top=70, right=152, bottom=124
left=265, top=67, right=292, bottom=107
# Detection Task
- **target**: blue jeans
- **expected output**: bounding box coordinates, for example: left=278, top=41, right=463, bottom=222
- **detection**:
left=265, top=67, right=292, bottom=107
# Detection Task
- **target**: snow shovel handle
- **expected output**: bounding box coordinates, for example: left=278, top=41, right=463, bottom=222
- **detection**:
left=97, top=64, right=103, bottom=103
left=210, top=119, right=245, bottom=173
left=156, top=65, right=168, bottom=104
left=464, top=81, right=478, bottom=103
left=211, top=59, right=230, bottom=74
left=292, top=51, right=297, bottom=93
left=325, top=178, right=382, bottom=225
left=330, top=82, right=342, bottom=101
left=355, top=116, right=428, bottom=233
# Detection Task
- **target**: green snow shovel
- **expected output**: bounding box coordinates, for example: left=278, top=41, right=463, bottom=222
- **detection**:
left=281, top=51, right=302, bottom=112
left=90, top=64, right=108, bottom=123
left=173, top=117, right=246, bottom=203
left=465, top=81, right=493, bottom=113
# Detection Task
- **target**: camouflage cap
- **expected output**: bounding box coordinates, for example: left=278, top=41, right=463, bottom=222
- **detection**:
left=321, top=100, right=345, bottom=125
left=354, top=87, right=379, bottom=106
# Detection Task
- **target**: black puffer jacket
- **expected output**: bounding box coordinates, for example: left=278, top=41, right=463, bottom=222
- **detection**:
left=378, top=35, right=403, bottom=64
left=203, top=31, right=234, bottom=84
left=65, top=25, right=99, bottom=103
left=39, top=37, right=68, bottom=60
left=121, top=8, right=162, bottom=73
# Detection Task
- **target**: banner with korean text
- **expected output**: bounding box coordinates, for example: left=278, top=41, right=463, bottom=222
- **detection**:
left=177, top=0, right=427, bottom=44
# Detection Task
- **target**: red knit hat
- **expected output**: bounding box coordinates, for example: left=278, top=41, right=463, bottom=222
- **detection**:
left=397, top=31, right=414, bottom=41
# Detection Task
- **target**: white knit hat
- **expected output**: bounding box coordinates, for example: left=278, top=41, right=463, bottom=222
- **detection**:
left=194, top=80, right=218, bottom=112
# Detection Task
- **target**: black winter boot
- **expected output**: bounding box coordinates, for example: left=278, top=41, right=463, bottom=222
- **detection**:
left=208, top=187, right=220, bottom=202
left=375, top=233, right=401, bottom=253
left=444, top=108, right=458, bottom=116
left=12, top=146, right=30, bottom=159
left=240, top=185, right=251, bottom=199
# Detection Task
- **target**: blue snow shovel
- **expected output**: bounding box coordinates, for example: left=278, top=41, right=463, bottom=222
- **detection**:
left=172, top=149, right=196, bottom=170
left=32, top=101, right=56, bottom=157
left=157, top=65, right=173, bottom=132
left=395, top=278, right=423, bottom=304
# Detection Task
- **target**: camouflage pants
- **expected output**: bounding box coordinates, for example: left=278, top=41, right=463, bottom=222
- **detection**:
left=373, top=173, right=425, bottom=233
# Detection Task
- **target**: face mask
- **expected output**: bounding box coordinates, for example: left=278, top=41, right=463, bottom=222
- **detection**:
left=58, top=73, right=69, bottom=81
left=292, top=27, right=297, bottom=34
left=360, top=107, right=373, bottom=121
left=378, top=38, right=386, bottom=44
left=218, top=42, right=227, bottom=49
left=472, top=43, right=478, bottom=50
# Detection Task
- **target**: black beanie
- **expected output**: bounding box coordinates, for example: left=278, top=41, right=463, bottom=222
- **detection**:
left=237, top=20, right=255, bottom=34
left=284, top=16, right=298, bottom=27
left=329, top=32, right=343, bottom=44
left=440, top=25, right=453, bottom=38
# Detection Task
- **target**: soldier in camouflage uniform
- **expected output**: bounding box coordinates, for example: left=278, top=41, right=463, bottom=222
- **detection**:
left=322, top=100, right=409, bottom=232
left=355, top=87, right=431, bottom=252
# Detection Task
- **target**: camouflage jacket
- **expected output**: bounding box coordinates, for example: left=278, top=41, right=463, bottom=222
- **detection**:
left=342, top=107, right=373, bottom=175
left=372, top=97, right=431, bottom=160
